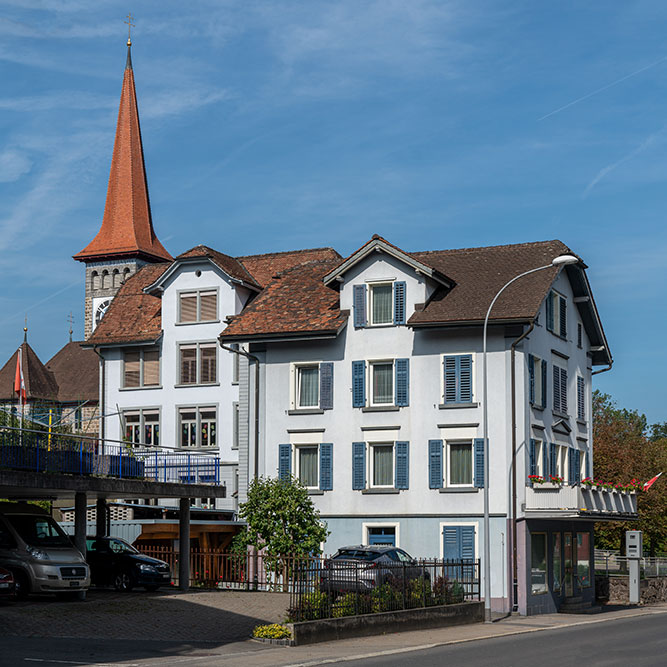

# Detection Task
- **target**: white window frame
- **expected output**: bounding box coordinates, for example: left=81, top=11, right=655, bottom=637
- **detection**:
left=368, top=441, right=395, bottom=489
left=446, top=440, right=474, bottom=488
left=177, top=341, right=218, bottom=386
left=368, top=281, right=394, bottom=326
left=369, top=359, right=395, bottom=407
left=290, top=362, right=321, bottom=410
left=363, top=522, right=400, bottom=548
left=122, top=408, right=161, bottom=447
left=555, top=444, right=568, bottom=480
left=531, top=355, right=545, bottom=407
left=177, top=288, right=220, bottom=324
left=122, top=348, right=161, bottom=389
left=295, top=443, right=320, bottom=490
left=177, top=405, right=217, bottom=449
left=533, top=439, right=544, bottom=477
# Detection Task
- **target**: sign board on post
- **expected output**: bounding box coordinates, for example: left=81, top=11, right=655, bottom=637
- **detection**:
left=626, top=531, right=643, bottom=558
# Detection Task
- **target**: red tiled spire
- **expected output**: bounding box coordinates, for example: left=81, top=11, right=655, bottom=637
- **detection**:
left=73, top=44, right=172, bottom=263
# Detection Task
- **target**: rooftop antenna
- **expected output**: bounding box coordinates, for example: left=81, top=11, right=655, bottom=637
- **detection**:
left=67, top=312, right=74, bottom=343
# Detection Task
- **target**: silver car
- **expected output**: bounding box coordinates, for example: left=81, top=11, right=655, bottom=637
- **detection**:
left=0, top=502, right=90, bottom=599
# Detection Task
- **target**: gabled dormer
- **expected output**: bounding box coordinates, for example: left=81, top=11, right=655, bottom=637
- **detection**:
left=322, top=235, right=454, bottom=330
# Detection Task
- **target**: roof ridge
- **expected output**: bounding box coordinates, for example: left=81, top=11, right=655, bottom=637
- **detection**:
left=236, top=246, right=339, bottom=260
left=412, top=239, right=566, bottom=255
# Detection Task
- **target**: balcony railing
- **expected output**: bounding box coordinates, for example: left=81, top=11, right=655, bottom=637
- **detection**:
left=525, top=483, right=637, bottom=519
left=0, top=428, right=222, bottom=486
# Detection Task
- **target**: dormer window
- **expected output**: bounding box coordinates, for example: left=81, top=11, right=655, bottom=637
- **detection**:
left=353, top=281, right=406, bottom=328
left=178, top=289, right=218, bottom=324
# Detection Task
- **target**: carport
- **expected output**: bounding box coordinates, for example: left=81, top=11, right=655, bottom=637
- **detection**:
left=0, top=469, right=226, bottom=590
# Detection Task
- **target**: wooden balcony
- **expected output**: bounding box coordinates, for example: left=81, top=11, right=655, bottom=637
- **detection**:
left=524, top=484, right=638, bottom=520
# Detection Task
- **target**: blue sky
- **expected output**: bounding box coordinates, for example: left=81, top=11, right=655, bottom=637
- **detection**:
left=0, top=1, right=665, bottom=423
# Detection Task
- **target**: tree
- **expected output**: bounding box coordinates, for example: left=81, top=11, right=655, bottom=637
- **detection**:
left=238, top=476, right=330, bottom=573
left=593, top=391, right=667, bottom=554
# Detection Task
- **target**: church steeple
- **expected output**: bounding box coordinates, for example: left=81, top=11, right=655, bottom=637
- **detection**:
left=75, top=40, right=171, bottom=339
left=73, top=42, right=171, bottom=264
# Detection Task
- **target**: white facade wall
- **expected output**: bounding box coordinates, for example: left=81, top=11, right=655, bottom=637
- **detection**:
left=101, top=260, right=250, bottom=509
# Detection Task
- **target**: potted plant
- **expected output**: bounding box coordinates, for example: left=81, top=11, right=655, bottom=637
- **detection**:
left=528, top=474, right=545, bottom=485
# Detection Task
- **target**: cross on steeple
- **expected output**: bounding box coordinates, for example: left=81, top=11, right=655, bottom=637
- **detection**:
left=23, top=315, right=27, bottom=343
left=124, top=13, right=135, bottom=46
left=67, top=312, right=74, bottom=343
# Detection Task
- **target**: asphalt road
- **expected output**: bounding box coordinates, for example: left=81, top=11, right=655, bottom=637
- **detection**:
left=344, top=613, right=667, bottom=667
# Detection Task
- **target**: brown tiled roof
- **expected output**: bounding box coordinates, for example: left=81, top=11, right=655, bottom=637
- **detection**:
left=87, top=262, right=169, bottom=345
left=409, top=240, right=572, bottom=325
left=45, top=342, right=99, bottom=403
left=220, top=258, right=348, bottom=341
left=177, top=245, right=260, bottom=289
left=238, top=247, right=341, bottom=288
left=73, top=46, right=172, bottom=264
left=0, top=343, right=59, bottom=401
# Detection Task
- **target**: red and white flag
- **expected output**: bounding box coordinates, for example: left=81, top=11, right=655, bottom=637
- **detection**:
left=643, top=472, right=663, bottom=492
left=13, top=348, right=25, bottom=401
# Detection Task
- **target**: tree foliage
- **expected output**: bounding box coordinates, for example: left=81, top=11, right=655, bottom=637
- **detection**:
left=238, top=476, right=329, bottom=564
left=593, top=391, right=667, bottom=553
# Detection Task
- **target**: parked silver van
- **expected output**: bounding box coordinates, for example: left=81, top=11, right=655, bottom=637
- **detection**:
left=0, top=502, right=90, bottom=599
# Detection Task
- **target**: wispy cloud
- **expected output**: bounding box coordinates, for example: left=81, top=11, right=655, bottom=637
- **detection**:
left=0, top=149, right=32, bottom=182
left=0, top=92, right=115, bottom=112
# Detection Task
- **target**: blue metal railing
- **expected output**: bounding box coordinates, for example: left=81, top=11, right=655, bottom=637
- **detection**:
left=0, top=429, right=222, bottom=486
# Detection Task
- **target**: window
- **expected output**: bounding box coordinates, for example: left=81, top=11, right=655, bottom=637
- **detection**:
left=367, top=526, right=396, bottom=546
left=179, top=343, right=217, bottom=385
left=528, top=355, right=546, bottom=408
left=123, top=349, right=160, bottom=388
left=531, top=533, right=548, bottom=595
left=231, top=343, right=240, bottom=384
left=443, top=355, right=473, bottom=404
left=291, top=362, right=333, bottom=410
left=552, top=364, right=568, bottom=415
left=232, top=402, right=239, bottom=450
left=353, top=281, right=406, bottom=328
left=577, top=376, right=585, bottom=420
left=178, top=290, right=218, bottom=323
left=577, top=533, right=591, bottom=588
left=577, top=322, right=583, bottom=348
left=123, top=409, right=160, bottom=447
left=278, top=442, right=333, bottom=491
left=352, top=359, right=409, bottom=408
left=547, top=291, right=567, bottom=338
left=442, top=525, right=475, bottom=560
left=447, top=442, right=473, bottom=487
left=74, top=408, right=82, bottom=431
left=553, top=533, right=562, bottom=592
left=547, top=443, right=569, bottom=480
left=371, top=443, right=394, bottom=487
left=529, top=439, right=545, bottom=478
left=179, top=406, right=216, bottom=448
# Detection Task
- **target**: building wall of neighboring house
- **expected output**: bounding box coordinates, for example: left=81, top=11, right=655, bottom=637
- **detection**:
left=101, top=260, right=249, bottom=510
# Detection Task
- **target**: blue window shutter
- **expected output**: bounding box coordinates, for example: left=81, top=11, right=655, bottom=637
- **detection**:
left=541, top=360, right=547, bottom=409
left=543, top=441, right=549, bottom=477
left=395, top=441, right=409, bottom=489
left=429, top=439, right=443, bottom=489
left=352, top=360, right=366, bottom=408
left=459, top=355, right=473, bottom=403
left=278, top=443, right=292, bottom=480
left=568, top=447, right=576, bottom=485
left=352, top=442, right=366, bottom=490
left=559, top=296, right=567, bottom=337
left=529, top=438, right=536, bottom=477
left=319, top=443, right=333, bottom=491
left=474, top=438, right=485, bottom=488
left=575, top=449, right=581, bottom=484
left=395, top=358, right=409, bottom=406
left=443, top=526, right=460, bottom=561
left=550, top=443, right=557, bottom=478
left=560, top=368, right=568, bottom=415
left=528, top=354, right=535, bottom=404
left=393, top=281, right=406, bottom=325
left=444, top=356, right=457, bottom=403
left=552, top=366, right=561, bottom=413
left=320, top=362, right=334, bottom=410
left=461, top=526, right=475, bottom=560
left=353, top=285, right=367, bottom=328
left=546, top=292, right=554, bottom=332
left=577, top=376, right=585, bottom=420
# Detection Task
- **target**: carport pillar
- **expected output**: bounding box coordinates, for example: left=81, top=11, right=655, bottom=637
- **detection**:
left=74, top=492, right=87, bottom=557
left=179, top=498, right=191, bottom=591
left=95, top=498, right=107, bottom=537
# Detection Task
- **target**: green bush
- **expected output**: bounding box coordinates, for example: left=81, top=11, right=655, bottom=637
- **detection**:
left=332, top=592, right=358, bottom=617
left=286, top=590, right=330, bottom=621
left=371, top=581, right=403, bottom=612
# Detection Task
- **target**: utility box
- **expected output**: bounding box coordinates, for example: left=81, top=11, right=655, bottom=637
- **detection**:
left=626, top=531, right=643, bottom=558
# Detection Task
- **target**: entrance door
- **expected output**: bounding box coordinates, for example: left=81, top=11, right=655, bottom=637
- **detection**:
left=564, top=532, right=574, bottom=597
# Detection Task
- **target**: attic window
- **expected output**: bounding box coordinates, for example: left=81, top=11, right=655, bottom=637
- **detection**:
left=178, top=290, right=218, bottom=324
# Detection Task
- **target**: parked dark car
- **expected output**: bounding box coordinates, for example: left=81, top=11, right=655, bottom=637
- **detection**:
left=320, top=545, right=430, bottom=593
left=85, top=537, right=171, bottom=592
left=0, top=566, right=16, bottom=600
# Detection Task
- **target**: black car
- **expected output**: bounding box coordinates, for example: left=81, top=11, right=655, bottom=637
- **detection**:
left=0, top=566, right=16, bottom=600
left=85, top=537, right=171, bottom=592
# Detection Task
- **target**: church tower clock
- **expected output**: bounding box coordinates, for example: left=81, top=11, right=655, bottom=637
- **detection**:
left=73, top=39, right=171, bottom=338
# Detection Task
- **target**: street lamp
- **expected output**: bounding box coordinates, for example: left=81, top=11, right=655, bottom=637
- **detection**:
left=481, top=254, right=578, bottom=622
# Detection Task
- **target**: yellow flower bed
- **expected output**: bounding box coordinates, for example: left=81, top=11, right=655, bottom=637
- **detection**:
left=252, top=623, right=292, bottom=640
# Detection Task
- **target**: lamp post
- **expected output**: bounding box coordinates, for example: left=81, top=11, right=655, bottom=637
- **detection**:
left=481, top=254, right=578, bottom=622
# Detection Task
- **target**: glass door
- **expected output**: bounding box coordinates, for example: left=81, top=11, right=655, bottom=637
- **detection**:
left=564, top=532, right=574, bottom=597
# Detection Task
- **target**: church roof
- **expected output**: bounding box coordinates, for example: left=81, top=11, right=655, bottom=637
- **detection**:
left=45, top=342, right=99, bottom=403
left=73, top=45, right=172, bottom=264
left=0, top=343, right=59, bottom=402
